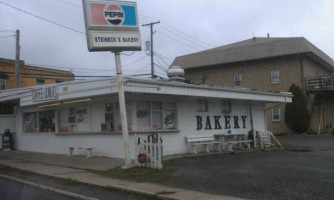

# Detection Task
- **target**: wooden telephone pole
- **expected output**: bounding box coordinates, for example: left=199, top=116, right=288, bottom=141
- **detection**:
left=142, top=21, right=160, bottom=78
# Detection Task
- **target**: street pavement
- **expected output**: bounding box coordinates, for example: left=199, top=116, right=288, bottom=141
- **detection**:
left=0, top=150, right=241, bottom=200
left=0, top=135, right=333, bottom=200
left=0, top=176, right=77, bottom=200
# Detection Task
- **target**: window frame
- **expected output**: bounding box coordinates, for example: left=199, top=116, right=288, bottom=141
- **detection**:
left=272, top=108, right=281, bottom=122
left=0, top=79, right=6, bottom=90
left=136, top=101, right=177, bottom=131
left=270, top=70, right=279, bottom=84
left=23, top=110, right=55, bottom=133
left=197, top=99, right=208, bottom=112
left=234, top=74, right=241, bottom=86
left=36, top=79, right=45, bottom=85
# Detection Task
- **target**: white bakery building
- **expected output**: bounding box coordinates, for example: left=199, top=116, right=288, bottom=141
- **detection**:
left=0, top=73, right=292, bottom=158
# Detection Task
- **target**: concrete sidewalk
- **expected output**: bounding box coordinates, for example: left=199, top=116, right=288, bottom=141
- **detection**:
left=0, top=151, right=244, bottom=200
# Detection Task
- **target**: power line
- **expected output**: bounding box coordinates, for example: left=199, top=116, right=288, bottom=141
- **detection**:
left=161, top=22, right=215, bottom=48
left=154, top=53, right=171, bottom=67
left=54, top=0, right=82, bottom=8
left=0, top=1, right=85, bottom=35
left=0, top=30, right=16, bottom=33
left=156, top=31, right=203, bottom=51
left=159, top=26, right=209, bottom=50
left=0, top=35, right=15, bottom=40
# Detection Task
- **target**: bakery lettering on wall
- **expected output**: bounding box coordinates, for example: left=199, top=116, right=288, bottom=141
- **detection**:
left=196, top=115, right=247, bottom=130
left=32, top=86, right=58, bottom=101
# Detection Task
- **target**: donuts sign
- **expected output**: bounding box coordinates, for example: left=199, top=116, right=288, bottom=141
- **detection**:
left=82, top=0, right=141, bottom=51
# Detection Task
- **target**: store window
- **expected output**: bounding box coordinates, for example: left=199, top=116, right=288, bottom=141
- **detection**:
left=271, top=70, right=279, bottom=84
left=23, top=110, right=55, bottom=133
left=137, top=101, right=150, bottom=131
left=136, top=101, right=177, bottom=131
left=23, top=112, right=37, bottom=133
left=0, top=79, right=6, bottom=90
left=39, top=110, right=55, bottom=132
left=234, top=75, right=241, bottom=86
left=197, top=99, right=208, bottom=112
left=104, top=103, right=115, bottom=131
left=272, top=108, right=280, bottom=122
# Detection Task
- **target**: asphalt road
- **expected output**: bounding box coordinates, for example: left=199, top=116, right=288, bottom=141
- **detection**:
left=162, top=135, right=334, bottom=200
left=0, top=177, right=77, bottom=200
left=0, top=169, right=160, bottom=200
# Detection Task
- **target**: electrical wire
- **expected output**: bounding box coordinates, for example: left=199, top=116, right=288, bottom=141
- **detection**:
left=159, top=26, right=209, bottom=50
left=0, top=35, right=15, bottom=40
left=0, top=1, right=85, bottom=35
left=154, top=53, right=171, bottom=68
left=156, top=31, right=203, bottom=51
left=0, top=30, right=16, bottom=33
left=54, top=0, right=82, bottom=8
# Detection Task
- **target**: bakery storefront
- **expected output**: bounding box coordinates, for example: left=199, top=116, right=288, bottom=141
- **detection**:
left=0, top=77, right=292, bottom=158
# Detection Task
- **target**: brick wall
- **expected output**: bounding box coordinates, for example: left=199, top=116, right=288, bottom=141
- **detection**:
left=184, top=55, right=333, bottom=134
left=0, top=58, right=74, bottom=89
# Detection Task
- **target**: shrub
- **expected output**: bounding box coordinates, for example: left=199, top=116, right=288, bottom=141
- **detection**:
left=285, top=84, right=311, bottom=133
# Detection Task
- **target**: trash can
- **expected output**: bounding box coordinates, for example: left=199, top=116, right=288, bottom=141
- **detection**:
left=2, top=129, right=11, bottom=151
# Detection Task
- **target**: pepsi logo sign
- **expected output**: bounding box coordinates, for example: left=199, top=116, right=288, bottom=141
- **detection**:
left=104, top=4, right=124, bottom=25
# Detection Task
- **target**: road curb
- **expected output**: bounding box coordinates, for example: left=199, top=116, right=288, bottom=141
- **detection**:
left=0, top=174, right=99, bottom=200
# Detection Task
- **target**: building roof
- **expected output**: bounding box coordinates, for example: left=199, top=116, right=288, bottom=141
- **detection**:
left=0, top=58, right=74, bottom=77
left=0, top=77, right=292, bottom=107
left=171, top=37, right=334, bottom=71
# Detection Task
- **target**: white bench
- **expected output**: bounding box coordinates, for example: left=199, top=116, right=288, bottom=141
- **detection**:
left=68, top=147, right=94, bottom=158
left=227, top=140, right=252, bottom=152
left=186, top=135, right=221, bottom=154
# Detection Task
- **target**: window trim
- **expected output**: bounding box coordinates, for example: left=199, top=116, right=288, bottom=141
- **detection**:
left=270, top=70, right=279, bottom=84
left=234, top=74, right=241, bottom=86
left=197, top=99, right=208, bottom=112
left=23, top=110, right=55, bottom=133
left=272, top=108, right=281, bottom=122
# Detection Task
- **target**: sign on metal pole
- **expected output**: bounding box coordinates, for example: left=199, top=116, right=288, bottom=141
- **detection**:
left=82, top=0, right=141, bottom=51
left=82, top=0, right=142, bottom=168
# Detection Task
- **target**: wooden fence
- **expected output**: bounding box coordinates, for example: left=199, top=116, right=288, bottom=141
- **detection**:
left=134, top=133, right=163, bottom=169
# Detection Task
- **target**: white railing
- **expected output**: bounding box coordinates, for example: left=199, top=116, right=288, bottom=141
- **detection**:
left=134, top=133, right=163, bottom=169
left=0, top=115, right=16, bottom=133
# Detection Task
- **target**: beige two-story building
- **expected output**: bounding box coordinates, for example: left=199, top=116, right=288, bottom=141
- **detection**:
left=171, top=37, right=334, bottom=134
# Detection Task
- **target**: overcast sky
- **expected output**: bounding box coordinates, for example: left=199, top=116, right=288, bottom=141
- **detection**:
left=0, top=0, right=333, bottom=79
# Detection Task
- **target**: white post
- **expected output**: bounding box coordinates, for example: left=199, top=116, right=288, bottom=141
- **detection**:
left=114, top=52, right=131, bottom=168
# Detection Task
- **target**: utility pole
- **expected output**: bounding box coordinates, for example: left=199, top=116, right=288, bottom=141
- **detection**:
left=14, top=29, right=20, bottom=88
left=142, top=21, right=160, bottom=78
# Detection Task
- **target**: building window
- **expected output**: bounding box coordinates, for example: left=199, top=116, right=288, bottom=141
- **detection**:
left=136, top=101, right=177, bottom=131
left=36, top=79, right=45, bottom=85
left=23, top=110, right=55, bottom=133
left=105, top=103, right=115, bottom=131
left=23, top=112, right=37, bottom=133
left=222, top=100, right=231, bottom=113
left=56, top=80, right=64, bottom=83
left=39, top=110, right=55, bottom=132
left=0, top=79, right=6, bottom=90
left=271, top=70, right=279, bottom=84
left=197, top=99, right=208, bottom=112
left=272, top=108, right=280, bottom=122
left=234, top=75, right=241, bottom=86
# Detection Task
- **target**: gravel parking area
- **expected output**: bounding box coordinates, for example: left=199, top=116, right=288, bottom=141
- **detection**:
left=162, top=135, right=334, bottom=200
